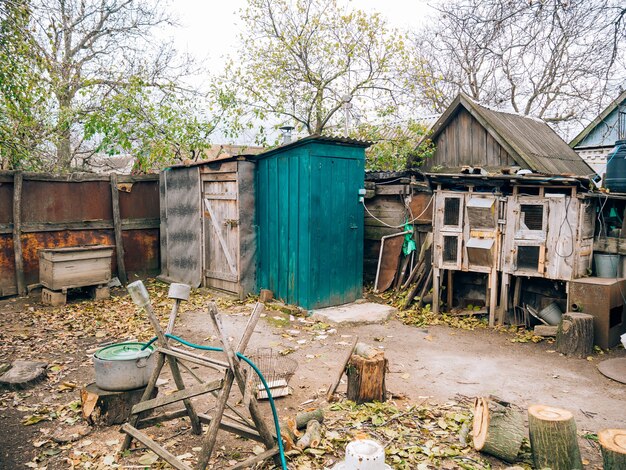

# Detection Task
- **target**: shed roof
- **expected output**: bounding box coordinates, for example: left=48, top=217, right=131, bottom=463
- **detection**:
left=425, top=93, right=594, bottom=177
left=253, top=134, right=371, bottom=159
left=569, top=89, right=626, bottom=148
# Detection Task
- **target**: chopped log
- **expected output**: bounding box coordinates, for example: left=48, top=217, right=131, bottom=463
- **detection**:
left=280, top=422, right=297, bottom=451
left=296, top=419, right=322, bottom=449
left=528, top=405, right=583, bottom=470
left=556, top=312, right=594, bottom=357
left=81, top=383, right=157, bottom=426
left=472, top=396, right=525, bottom=463
left=599, top=429, right=626, bottom=470
left=327, top=336, right=358, bottom=401
left=295, top=409, right=324, bottom=429
left=346, top=346, right=387, bottom=404
left=416, top=267, right=433, bottom=310
left=534, top=325, right=558, bottom=337
left=353, top=342, right=379, bottom=359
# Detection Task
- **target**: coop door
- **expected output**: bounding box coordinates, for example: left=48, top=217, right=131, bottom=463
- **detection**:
left=436, top=193, right=464, bottom=269
left=203, top=175, right=240, bottom=294
left=466, top=197, right=498, bottom=269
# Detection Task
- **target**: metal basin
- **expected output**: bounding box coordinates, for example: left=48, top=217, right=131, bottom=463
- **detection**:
left=93, top=342, right=155, bottom=391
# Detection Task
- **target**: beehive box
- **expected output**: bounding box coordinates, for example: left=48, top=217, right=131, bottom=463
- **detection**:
left=39, top=245, right=114, bottom=291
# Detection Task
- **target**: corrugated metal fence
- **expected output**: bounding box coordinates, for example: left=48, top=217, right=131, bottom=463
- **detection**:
left=0, top=171, right=160, bottom=297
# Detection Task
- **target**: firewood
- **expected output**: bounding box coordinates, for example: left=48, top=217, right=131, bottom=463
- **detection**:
left=599, top=429, right=626, bottom=470
left=81, top=383, right=157, bottom=426
left=472, top=396, right=525, bottom=463
left=353, top=342, right=380, bottom=359
left=533, top=325, right=557, bottom=337
left=556, top=312, right=594, bottom=357
left=346, top=346, right=387, bottom=404
left=296, top=419, right=322, bottom=449
left=295, top=409, right=324, bottom=430
left=528, top=405, right=582, bottom=470
left=327, top=336, right=358, bottom=401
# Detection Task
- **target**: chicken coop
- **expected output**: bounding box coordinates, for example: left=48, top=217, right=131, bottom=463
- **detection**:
left=501, top=184, right=595, bottom=280
left=159, top=157, right=257, bottom=298
left=432, top=189, right=503, bottom=324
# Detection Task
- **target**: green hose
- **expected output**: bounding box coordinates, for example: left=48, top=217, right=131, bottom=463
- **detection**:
left=141, top=335, right=288, bottom=470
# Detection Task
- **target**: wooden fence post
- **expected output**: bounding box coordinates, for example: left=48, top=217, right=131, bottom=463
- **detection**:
left=12, top=172, right=26, bottom=296
left=110, top=173, right=127, bottom=284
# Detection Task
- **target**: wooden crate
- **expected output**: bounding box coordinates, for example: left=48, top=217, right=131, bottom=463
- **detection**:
left=39, top=245, right=114, bottom=291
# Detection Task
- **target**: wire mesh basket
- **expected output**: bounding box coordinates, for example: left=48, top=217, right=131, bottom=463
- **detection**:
left=246, top=348, right=298, bottom=399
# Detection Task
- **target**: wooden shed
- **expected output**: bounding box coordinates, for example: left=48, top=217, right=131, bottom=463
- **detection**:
left=159, top=156, right=257, bottom=298
left=414, top=92, right=594, bottom=177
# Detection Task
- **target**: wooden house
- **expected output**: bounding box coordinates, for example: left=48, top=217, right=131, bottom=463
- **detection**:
left=570, top=89, right=626, bottom=177
left=159, top=156, right=257, bottom=298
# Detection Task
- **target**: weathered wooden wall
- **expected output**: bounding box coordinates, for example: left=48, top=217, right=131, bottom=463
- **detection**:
left=0, top=172, right=160, bottom=297
left=423, top=107, right=518, bottom=171
left=363, top=181, right=433, bottom=281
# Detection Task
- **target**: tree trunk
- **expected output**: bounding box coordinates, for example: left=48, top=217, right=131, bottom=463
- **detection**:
left=599, top=429, right=626, bottom=470
left=81, top=383, right=157, bottom=426
left=346, top=347, right=387, bottom=404
left=528, top=404, right=583, bottom=470
left=472, top=396, right=525, bottom=463
left=556, top=312, right=594, bottom=357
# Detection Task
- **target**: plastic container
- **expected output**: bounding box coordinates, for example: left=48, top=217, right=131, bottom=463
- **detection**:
left=605, top=140, right=626, bottom=193
left=538, top=302, right=563, bottom=326
left=333, top=439, right=391, bottom=470
left=93, top=342, right=155, bottom=391
left=621, top=332, right=626, bottom=349
left=595, top=253, right=620, bottom=278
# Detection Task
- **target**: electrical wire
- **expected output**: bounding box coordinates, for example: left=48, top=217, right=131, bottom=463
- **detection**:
left=555, top=196, right=574, bottom=258
left=362, top=194, right=434, bottom=228
left=141, top=335, right=287, bottom=470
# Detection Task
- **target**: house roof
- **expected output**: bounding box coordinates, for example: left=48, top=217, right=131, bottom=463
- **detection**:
left=424, top=93, right=594, bottom=177
left=569, top=89, right=626, bottom=148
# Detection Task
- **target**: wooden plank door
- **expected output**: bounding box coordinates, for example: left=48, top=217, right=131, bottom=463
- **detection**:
left=202, top=170, right=240, bottom=295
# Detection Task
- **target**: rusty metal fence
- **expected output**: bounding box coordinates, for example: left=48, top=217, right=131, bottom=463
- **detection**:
left=0, top=172, right=160, bottom=297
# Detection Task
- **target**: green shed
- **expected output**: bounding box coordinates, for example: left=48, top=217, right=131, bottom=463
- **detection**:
left=255, top=135, right=369, bottom=309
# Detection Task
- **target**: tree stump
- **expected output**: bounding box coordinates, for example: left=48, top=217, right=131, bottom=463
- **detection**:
left=81, top=383, right=157, bottom=426
left=346, top=343, right=387, bottom=404
left=599, top=429, right=626, bottom=470
left=556, top=312, right=594, bottom=357
left=528, top=405, right=583, bottom=470
left=472, top=396, right=525, bottom=463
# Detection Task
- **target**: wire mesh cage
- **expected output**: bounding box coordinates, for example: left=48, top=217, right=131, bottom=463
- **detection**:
left=246, top=348, right=298, bottom=399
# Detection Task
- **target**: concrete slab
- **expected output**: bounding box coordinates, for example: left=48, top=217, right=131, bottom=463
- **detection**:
left=310, top=302, right=396, bottom=325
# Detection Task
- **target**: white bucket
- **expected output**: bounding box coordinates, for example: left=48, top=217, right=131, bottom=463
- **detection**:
left=595, top=254, right=620, bottom=278
left=333, top=439, right=391, bottom=470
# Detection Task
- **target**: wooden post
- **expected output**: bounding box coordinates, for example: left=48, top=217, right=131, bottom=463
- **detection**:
left=110, top=173, right=127, bottom=285
left=599, top=429, right=626, bottom=470
left=472, top=396, right=525, bottom=463
left=556, top=312, right=594, bottom=358
left=433, top=267, right=440, bottom=315
left=346, top=343, right=387, bottom=404
left=528, top=405, right=583, bottom=470
left=489, top=270, right=498, bottom=326
left=12, top=172, right=25, bottom=296
left=447, top=270, right=454, bottom=310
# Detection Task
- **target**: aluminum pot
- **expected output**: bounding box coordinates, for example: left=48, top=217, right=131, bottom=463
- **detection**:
left=93, top=342, right=155, bottom=391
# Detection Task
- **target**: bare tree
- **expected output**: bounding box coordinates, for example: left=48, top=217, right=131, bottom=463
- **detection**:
left=413, top=0, right=626, bottom=135
left=25, top=0, right=190, bottom=172
left=224, top=0, right=414, bottom=140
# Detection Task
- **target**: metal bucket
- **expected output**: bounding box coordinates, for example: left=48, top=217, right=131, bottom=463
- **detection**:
left=538, top=302, right=563, bottom=326
left=595, top=253, right=620, bottom=278
left=93, top=342, right=155, bottom=391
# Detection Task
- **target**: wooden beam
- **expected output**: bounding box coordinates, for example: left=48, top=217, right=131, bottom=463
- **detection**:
left=0, top=217, right=159, bottom=234
left=229, top=448, right=279, bottom=470
left=12, top=172, right=25, bottom=296
left=121, top=424, right=193, bottom=470
left=110, top=173, right=127, bottom=284
left=131, top=378, right=223, bottom=415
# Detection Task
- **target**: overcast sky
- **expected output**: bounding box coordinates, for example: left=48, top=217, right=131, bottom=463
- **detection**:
left=167, top=0, right=434, bottom=70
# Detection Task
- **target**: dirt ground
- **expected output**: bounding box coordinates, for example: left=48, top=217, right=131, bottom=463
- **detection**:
left=1, top=282, right=625, bottom=469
